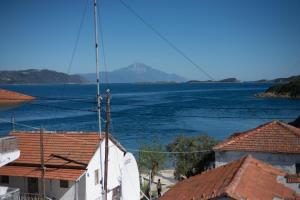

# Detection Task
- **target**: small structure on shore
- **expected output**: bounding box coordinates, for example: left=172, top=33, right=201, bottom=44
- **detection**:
left=213, top=120, right=300, bottom=174
left=0, top=89, right=35, bottom=111
left=160, top=155, right=300, bottom=200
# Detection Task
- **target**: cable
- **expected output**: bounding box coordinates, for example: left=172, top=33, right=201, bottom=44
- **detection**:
left=0, top=118, right=40, bottom=130
left=1, top=118, right=213, bottom=154
left=2, top=96, right=299, bottom=111
left=127, top=148, right=211, bottom=154
left=109, top=111, right=296, bottom=120
left=119, top=0, right=214, bottom=81
left=98, top=3, right=110, bottom=84
left=66, top=0, right=89, bottom=75
left=28, top=102, right=97, bottom=113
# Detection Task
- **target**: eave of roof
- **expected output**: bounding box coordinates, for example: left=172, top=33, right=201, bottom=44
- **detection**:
left=213, top=120, right=300, bottom=154
left=0, top=165, right=84, bottom=181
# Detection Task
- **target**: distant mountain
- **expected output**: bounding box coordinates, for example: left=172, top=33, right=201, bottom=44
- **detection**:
left=0, top=69, right=87, bottom=84
left=254, top=75, right=300, bottom=83
left=81, top=63, right=186, bottom=83
left=218, top=78, right=240, bottom=83
left=186, top=78, right=240, bottom=83
left=256, top=76, right=300, bottom=99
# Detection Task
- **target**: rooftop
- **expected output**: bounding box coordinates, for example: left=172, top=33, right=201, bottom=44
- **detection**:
left=213, top=120, right=300, bottom=154
left=160, top=155, right=299, bottom=200
left=0, top=89, right=35, bottom=104
left=0, top=131, right=104, bottom=181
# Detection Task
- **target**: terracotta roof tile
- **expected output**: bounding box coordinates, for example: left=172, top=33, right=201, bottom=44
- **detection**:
left=0, top=131, right=104, bottom=180
left=160, top=155, right=300, bottom=200
left=213, top=121, right=300, bottom=153
left=10, top=131, right=104, bottom=167
left=0, top=89, right=35, bottom=104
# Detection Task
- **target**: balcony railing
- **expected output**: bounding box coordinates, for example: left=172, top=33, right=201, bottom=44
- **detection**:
left=19, top=194, right=52, bottom=200
left=0, top=137, right=18, bottom=154
left=0, top=187, right=19, bottom=200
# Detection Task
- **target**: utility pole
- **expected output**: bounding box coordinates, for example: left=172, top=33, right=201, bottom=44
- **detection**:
left=104, top=89, right=111, bottom=200
left=40, top=128, right=46, bottom=199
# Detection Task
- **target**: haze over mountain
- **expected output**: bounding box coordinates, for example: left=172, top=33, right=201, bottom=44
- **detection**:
left=81, top=63, right=186, bottom=83
left=0, top=69, right=87, bottom=84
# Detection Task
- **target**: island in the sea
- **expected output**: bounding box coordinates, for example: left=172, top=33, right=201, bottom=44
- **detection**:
left=256, top=75, right=300, bottom=99
left=186, top=78, right=240, bottom=83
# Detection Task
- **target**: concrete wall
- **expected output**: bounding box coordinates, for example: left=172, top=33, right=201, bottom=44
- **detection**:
left=215, top=151, right=300, bottom=173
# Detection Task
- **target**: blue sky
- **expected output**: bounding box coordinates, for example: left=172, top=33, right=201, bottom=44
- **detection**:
left=0, top=0, right=299, bottom=81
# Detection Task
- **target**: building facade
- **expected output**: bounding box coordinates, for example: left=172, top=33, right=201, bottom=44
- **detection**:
left=213, top=121, right=300, bottom=174
left=0, top=131, right=136, bottom=200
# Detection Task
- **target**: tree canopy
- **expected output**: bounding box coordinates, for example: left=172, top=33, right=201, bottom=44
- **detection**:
left=138, top=141, right=167, bottom=179
left=167, top=134, right=218, bottom=180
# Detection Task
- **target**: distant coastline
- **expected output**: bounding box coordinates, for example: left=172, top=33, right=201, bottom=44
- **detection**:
left=255, top=75, right=300, bottom=99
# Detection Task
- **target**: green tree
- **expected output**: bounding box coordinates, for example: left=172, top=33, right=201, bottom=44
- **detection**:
left=166, top=134, right=218, bottom=180
left=138, top=141, right=166, bottom=180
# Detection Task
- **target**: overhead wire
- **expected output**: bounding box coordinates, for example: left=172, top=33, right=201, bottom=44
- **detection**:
left=66, top=0, right=89, bottom=75
left=0, top=118, right=215, bottom=154
left=119, top=0, right=214, bottom=81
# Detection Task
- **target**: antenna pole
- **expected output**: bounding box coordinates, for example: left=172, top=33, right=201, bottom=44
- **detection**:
left=93, top=0, right=101, bottom=135
left=93, top=0, right=104, bottom=196
left=40, top=128, right=46, bottom=199
left=104, top=90, right=111, bottom=200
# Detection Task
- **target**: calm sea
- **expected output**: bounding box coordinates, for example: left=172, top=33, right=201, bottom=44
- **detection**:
left=0, top=83, right=299, bottom=150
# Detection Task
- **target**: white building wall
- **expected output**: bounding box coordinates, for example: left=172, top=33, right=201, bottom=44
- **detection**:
left=86, top=145, right=102, bottom=200
left=215, top=151, right=300, bottom=173
left=5, top=176, right=82, bottom=200
left=85, top=139, right=125, bottom=200
left=0, top=150, right=20, bottom=167
left=45, top=179, right=76, bottom=200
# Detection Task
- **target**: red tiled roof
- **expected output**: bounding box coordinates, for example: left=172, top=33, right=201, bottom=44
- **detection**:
left=10, top=131, right=103, bottom=167
left=0, top=131, right=104, bottom=180
left=213, top=121, right=300, bottom=153
left=160, top=155, right=300, bottom=200
left=286, top=174, right=300, bottom=183
left=0, top=89, right=35, bottom=104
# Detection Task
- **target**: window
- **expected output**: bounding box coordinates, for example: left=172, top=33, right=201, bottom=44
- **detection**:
left=60, top=180, right=69, bottom=188
left=95, top=169, right=99, bottom=185
left=0, top=176, right=9, bottom=184
left=296, top=163, right=300, bottom=174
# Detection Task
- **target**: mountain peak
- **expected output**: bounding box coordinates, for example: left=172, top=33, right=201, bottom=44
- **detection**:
left=81, top=63, right=186, bottom=83
left=125, top=62, right=152, bottom=73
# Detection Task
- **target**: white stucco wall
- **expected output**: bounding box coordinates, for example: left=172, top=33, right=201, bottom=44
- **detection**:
left=215, top=151, right=300, bottom=173
left=0, top=150, right=20, bottom=167
left=85, top=138, right=125, bottom=200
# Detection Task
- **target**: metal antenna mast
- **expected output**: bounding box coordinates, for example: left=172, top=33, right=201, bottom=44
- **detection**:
left=93, top=0, right=104, bottom=197
left=93, top=0, right=101, bottom=134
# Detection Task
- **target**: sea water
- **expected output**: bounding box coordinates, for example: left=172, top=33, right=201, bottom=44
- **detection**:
left=0, top=83, right=299, bottom=150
